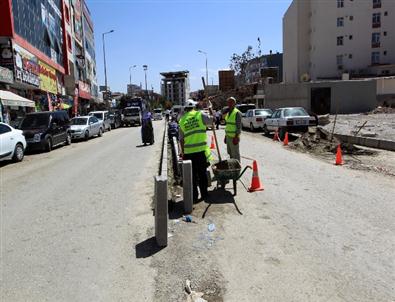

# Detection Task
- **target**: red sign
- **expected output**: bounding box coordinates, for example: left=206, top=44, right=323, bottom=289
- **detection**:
left=78, top=81, right=91, bottom=100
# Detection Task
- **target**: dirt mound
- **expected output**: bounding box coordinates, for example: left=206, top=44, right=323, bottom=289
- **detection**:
left=368, top=106, right=395, bottom=114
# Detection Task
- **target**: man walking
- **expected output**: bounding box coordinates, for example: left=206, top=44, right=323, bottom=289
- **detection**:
left=179, top=104, right=213, bottom=201
left=224, top=97, right=242, bottom=162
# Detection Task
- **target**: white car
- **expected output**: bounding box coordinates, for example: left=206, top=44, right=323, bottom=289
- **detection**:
left=88, top=111, right=111, bottom=131
left=0, top=122, right=27, bottom=162
left=70, top=116, right=104, bottom=140
left=242, top=109, right=273, bottom=131
left=153, top=108, right=163, bottom=120
left=264, top=107, right=317, bottom=139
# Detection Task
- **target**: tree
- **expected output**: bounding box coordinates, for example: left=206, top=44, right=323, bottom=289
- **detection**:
left=229, top=45, right=256, bottom=82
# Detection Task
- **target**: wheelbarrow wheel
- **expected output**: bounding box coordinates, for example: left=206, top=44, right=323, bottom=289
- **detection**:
left=233, top=179, right=237, bottom=196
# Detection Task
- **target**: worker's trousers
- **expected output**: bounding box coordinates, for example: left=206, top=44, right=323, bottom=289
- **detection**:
left=183, top=151, right=208, bottom=201
left=226, top=138, right=240, bottom=162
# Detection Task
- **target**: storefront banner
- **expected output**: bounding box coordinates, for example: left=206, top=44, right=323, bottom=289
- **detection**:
left=39, top=60, right=57, bottom=94
left=0, top=66, right=14, bottom=84
left=78, top=81, right=91, bottom=99
left=13, top=44, right=40, bottom=88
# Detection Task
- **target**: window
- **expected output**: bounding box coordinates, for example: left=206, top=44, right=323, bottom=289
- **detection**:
left=349, top=54, right=353, bottom=59
left=384, top=11, right=388, bottom=16
left=384, top=31, right=387, bottom=36
left=67, top=34, right=72, bottom=51
left=349, top=15, right=354, bottom=21
left=372, top=13, right=381, bottom=28
left=349, top=35, right=353, bottom=40
left=337, top=55, right=343, bottom=66
left=65, top=6, right=70, bottom=23
left=337, top=0, right=344, bottom=8
left=0, top=124, right=11, bottom=134
left=383, top=51, right=387, bottom=56
left=372, top=33, right=381, bottom=47
left=337, top=36, right=344, bottom=45
left=373, top=0, right=381, bottom=9
left=337, top=17, right=344, bottom=27
left=371, top=51, right=380, bottom=64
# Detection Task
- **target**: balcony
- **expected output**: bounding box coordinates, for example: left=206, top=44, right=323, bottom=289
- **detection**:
left=373, top=2, right=381, bottom=9
left=372, top=22, right=381, bottom=28
left=372, top=42, right=380, bottom=48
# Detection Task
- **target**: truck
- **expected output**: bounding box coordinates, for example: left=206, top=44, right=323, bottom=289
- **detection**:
left=119, top=97, right=146, bottom=127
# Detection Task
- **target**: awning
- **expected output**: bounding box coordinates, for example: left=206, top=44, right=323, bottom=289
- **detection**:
left=0, top=90, right=35, bottom=108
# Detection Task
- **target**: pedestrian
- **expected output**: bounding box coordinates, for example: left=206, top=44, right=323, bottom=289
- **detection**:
left=179, top=103, right=213, bottom=202
left=224, top=97, right=242, bottom=162
left=215, top=110, right=221, bottom=129
left=141, top=110, right=154, bottom=145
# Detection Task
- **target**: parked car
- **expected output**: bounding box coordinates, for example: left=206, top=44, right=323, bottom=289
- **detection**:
left=264, top=107, right=317, bottom=139
left=122, top=106, right=141, bottom=126
left=0, top=122, right=26, bottom=162
left=242, top=109, right=273, bottom=131
left=88, top=111, right=111, bottom=131
left=20, top=111, right=71, bottom=152
left=236, top=103, right=256, bottom=117
left=109, top=110, right=122, bottom=129
left=153, top=108, right=163, bottom=120
left=70, top=116, right=103, bottom=141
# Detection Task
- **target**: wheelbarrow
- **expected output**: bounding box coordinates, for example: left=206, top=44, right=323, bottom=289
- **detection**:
left=211, top=159, right=251, bottom=196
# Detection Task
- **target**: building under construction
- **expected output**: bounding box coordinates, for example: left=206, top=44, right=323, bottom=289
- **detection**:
left=160, top=71, right=190, bottom=105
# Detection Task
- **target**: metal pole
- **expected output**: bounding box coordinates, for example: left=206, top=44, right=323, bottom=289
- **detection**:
left=205, top=55, right=208, bottom=88
left=102, top=33, right=107, bottom=90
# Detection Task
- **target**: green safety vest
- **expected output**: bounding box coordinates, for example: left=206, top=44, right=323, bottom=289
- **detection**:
left=179, top=110, right=208, bottom=154
left=205, top=146, right=213, bottom=162
left=225, top=108, right=241, bottom=138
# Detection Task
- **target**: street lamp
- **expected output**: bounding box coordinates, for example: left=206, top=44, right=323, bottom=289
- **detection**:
left=143, top=65, right=148, bottom=100
left=102, top=29, right=114, bottom=92
left=198, top=50, right=208, bottom=87
left=129, top=65, right=137, bottom=96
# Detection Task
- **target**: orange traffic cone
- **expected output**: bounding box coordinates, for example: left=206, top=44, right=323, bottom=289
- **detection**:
left=335, top=144, right=343, bottom=165
left=283, top=132, right=289, bottom=146
left=273, top=130, right=279, bottom=141
left=210, top=135, right=215, bottom=149
left=248, top=160, right=264, bottom=192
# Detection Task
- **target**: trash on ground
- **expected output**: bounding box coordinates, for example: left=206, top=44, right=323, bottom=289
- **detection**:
left=173, top=219, right=180, bottom=225
left=183, top=215, right=193, bottom=223
left=208, top=223, right=216, bottom=232
left=185, top=279, right=207, bottom=302
left=168, top=233, right=173, bottom=238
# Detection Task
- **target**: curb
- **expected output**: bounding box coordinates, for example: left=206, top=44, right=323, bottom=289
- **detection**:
left=334, top=134, right=395, bottom=152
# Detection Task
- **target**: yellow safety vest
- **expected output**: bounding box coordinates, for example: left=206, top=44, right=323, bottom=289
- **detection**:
left=179, top=110, right=208, bottom=154
left=225, top=108, right=241, bottom=138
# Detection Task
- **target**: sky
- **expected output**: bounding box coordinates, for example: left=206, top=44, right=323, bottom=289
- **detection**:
left=86, top=0, right=292, bottom=94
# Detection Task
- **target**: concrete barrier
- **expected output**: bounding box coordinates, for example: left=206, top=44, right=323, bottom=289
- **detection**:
left=155, top=121, right=168, bottom=246
left=182, top=160, right=193, bottom=214
left=335, top=134, right=395, bottom=152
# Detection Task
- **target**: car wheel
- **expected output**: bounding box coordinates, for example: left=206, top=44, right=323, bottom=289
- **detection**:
left=108, top=125, right=111, bottom=131
left=66, top=133, right=72, bottom=145
left=98, top=128, right=103, bottom=137
left=279, top=127, right=286, bottom=141
left=12, top=143, right=24, bottom=162
left=250, top=123, right=255, bottom=132
left=84, top=130, right=89, bottom=141
left=263, top=125, right=270, bottom=136
left=45, top=138, right=52, bottom=152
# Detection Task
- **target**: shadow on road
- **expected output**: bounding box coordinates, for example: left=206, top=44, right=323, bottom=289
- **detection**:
left=135, top=144, right=153, bottom=148
left=135, top=237, right=165, bottom=258
left=202, top=188, right=243, bottom=218
left=168, top=200, right=184, bottom=220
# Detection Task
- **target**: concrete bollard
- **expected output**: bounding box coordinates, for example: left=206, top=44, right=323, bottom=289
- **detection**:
left=155, top=175, right=168, bottom=247
left=182, top=160, right=193, bottom=214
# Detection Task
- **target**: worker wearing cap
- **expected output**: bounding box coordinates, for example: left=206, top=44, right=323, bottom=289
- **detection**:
left=224, top=97, right=242, bottom=162
left=179, top=104, right=213, bottom=201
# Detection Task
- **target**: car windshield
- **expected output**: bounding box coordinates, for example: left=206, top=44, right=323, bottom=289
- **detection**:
left=284, top=108, right=309, bottom=117
left=255, top=110, right=272, bottom=116
left=71, top=118, right=87, bottom=125
left=237, top=105, right=256, bottom=114
left=91, top=113, right=103, bottom=120
left=20, top=114, right=49, bottom=129
left=124, top=108, right=140, bottom=116
left=154, top=109, right=161, bottom=113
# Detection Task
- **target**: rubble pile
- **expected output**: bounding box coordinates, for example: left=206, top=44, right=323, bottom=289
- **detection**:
left=368, top=106, right=395, bottom=114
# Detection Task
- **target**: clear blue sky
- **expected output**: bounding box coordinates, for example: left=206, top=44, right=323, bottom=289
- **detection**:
left=87, top=0, right=292, bottom=94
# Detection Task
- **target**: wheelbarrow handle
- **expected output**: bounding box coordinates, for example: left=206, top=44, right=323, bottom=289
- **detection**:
left=236, top=165, right=252, bottom=181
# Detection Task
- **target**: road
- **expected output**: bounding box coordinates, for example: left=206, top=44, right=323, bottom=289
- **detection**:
left=1, top=122, right=394, bottom=301
left=1, top=123, right=163, bottom=301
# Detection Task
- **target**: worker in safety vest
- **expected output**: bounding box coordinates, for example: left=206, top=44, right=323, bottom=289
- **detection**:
left=179, top=103, right=213, bottom=202
left=224, top=97, right=242, bottom=162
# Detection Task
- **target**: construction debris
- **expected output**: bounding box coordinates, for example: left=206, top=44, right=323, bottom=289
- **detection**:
left=185, top=280, right=207, bottom=302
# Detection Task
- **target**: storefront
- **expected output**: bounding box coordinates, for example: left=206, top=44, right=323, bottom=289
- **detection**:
left=0, top=90, right=35, bottom=127
left=78, top=80, right=91, bottom=115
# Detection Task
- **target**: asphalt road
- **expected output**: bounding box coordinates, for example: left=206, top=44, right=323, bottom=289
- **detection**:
left=1, top=122, right=163, bottom=301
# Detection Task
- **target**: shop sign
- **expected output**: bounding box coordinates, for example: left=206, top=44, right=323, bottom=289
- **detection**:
left=13, top=44, right=40, bottom=88
left=78, top=80, right=91, bottom=99
left=0, top=66, right=14, bottom=84
left=0, top=42, right=14, bottom=70
left=39, top=60, right=57, bottom=94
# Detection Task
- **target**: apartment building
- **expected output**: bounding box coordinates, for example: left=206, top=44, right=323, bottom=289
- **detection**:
left=160, top=71, right=190, bottom=106
left=283, top=0, right=395, bottom=83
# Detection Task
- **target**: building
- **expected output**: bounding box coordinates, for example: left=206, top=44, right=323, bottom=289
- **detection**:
left=0, top=0, right=98, bottom=124
left=160, top=71, right=190, bottom=105
left=127, top=84, right=142, bottom=96
left=245, top=52, right=283, bottom=84
left=218, top=70, right=235, bottom=92
left=283, top=0, right=395, bottom=83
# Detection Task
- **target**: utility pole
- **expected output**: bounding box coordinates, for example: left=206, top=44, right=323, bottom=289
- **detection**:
left=129, top=65, right=137, bottom=95
left=198, top=50, right=208, bottom=89
left=143, top=65, right=148, bottom=101
left=102, top=30, right=114, bottom=94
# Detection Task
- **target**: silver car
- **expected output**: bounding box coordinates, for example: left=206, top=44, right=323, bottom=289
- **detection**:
left=88, top=111, right=112, bottom=131
left=70, top=116, right=103, bottom=141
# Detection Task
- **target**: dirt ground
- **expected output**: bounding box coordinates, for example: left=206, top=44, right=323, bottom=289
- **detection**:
left=321, top=111, right=395, bottom=141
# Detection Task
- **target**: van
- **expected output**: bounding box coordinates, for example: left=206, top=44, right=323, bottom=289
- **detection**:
left=20, top=111, right=71, bottom=152
left=236, top=104, right=256, bottom=117
left=88, top=111, right=112, bottom=131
